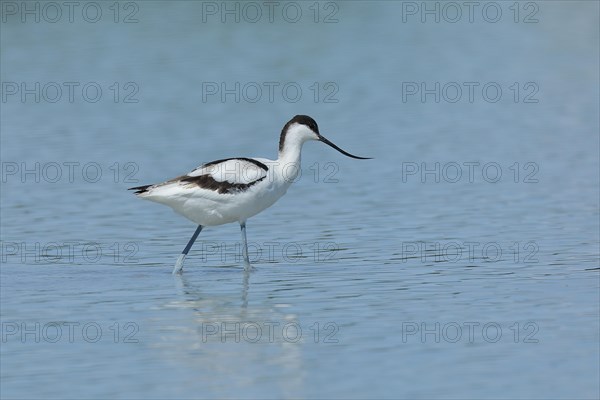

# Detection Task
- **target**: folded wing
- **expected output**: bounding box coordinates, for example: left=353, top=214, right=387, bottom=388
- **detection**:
left=129, top=157, right=269, bottom=197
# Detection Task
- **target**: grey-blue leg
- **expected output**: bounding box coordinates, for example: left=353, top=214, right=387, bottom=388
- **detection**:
left=172, top=225, right=203, bottom=274
left=242, top=268, right=250, bottom=309
left=240, top=221, right=251, bottom=270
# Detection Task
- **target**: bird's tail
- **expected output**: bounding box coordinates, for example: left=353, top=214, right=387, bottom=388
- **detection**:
left=128, top=185, right=153, bottom=195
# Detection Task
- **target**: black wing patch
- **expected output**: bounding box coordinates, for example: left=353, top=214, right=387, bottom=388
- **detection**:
left=180, top=174, right=266, bottom=194
left=128, top=158, right=268, bottom=195
left=201, top=157, right=268, bottom=171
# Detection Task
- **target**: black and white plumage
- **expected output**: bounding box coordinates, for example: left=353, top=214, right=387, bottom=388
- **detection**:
left=129, top=115, right=371, bottom=273
left=131, top=157, right=268, bottom=195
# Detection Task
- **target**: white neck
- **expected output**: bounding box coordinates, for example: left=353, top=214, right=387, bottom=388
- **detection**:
left=275, top=132, right=309, bottom=184
left=273, top=123, right=319, bottom=184
left=278, top=139, right=303, bottom=164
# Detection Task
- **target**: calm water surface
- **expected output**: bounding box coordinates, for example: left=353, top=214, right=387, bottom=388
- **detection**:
left=1, top=2, right=599, bottom=399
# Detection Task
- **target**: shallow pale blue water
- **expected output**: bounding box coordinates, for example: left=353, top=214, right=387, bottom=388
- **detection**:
left=1, top=2, right=599, bottom=399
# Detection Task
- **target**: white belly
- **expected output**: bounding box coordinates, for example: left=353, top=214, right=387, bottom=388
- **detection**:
left=144, top=178, right=289, bottom=226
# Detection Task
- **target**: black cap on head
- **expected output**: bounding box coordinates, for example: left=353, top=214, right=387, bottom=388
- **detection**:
left=278, top=115, right=372, bottom=160
left=289, top=115, right=319, bottom=134
left=279, top=115, right=320, bottom=152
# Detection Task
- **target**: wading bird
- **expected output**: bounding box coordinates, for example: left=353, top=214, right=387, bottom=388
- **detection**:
left=129, top=115, right=370, bottom=274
